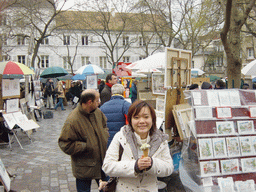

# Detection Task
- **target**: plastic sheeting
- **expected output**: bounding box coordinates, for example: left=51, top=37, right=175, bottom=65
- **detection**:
left=180, top=89, right=256, bottom=192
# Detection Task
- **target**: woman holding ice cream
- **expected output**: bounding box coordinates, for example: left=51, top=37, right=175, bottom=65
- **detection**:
left=101, top=100, right=173, bottom=192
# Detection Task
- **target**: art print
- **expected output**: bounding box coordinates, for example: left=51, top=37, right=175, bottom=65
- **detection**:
left=216, top=107, right=232, bottom=119
left=235, top=180, right=255, bottom=192
left=249, top=106, right=256, bottom=118
left=192, top=92, right=202, bottom=105
left=3, top=113, right=17, bottom=129
left=195, top=107, right=213, bottom=119
left=216, top=121, right=235, bottom=135
left=229, top=90, right=241, bottom=106
left=198, top=139, right=213, bottom=159
left=200, top=161, right=220, bottom=176
left=226, top=137, right=240, bottom=157
left=237, top=121, right=254, bottom=134
left=86, top=75, right=97, bottom=89
left=0, top=158, right=11, bottom=192
left=156, top=97, right=165, bottom=112
left=6, top=98, right=19, bottom=113
left=220, top=159, right=239, bottom=174
left=212, top=138, right=227, bottom=158
left=152, top=73, right=165, bottom=95
left=207, top=90, right=220, bottom=106
left=251, top=136, right=256, bottom=154
left=218, top=91, right=231, bottom=106
left=239, top=137, right=253, bottom=156
left=2, top=79, right=20, bottom=98
left=241, top=158, right=256, bottom=172
left=218, top=177, right=235, bottom=192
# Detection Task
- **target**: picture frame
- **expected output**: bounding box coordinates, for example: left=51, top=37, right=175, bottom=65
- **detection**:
left=249, top=106, right=256, bottom=118
left=2, top=79, right=20, bottom=99
left=218, top=91, right=231, bottom=106
left=0, top=158, right=11, bottom=192
left=239, top=136, right=253, bottom=156
left=216, top=107, right=232, bottom=119
left=220, top=159, right=239, bottom=174
left=207, top=90, right=220, bottom=107
left=200, top=160, right=220, bottom=176
left=192, top=91, right=202, bottom=106
left=195, top=107, right=213, bottom=119
left=216, top=121, right=235, bottom=135
left=156, top=97, right=165, bottom=112
left=86, top=75, right=97, bottom=89
left=251, top=136, right=256, bottom=154
left=218, top=177, right=235, bottom=192
left=235, top=180, right=255, bottom=192
left=6, top=98, right=19, bottom=113
left=226, top=137, right=240, bottom=157
left=198, top=138, right=214, bottom=159
left=241, top=158, right=256, bottom=173
left=229, top=90, right=241, bottom=106
left=237, top=120, right=254, bottom=134
left=212, top=138, right=227, bottom=158
left=152, top=73, right=165, bottom=95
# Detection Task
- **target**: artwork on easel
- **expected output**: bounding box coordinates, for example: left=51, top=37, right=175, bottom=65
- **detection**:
left=6, top=99, right=19, bottom=113
left=152, top=73, right=165, bottom=95
left=0, top=158, right=11, bottom=192
left=2, top=79, right=20, bottom=98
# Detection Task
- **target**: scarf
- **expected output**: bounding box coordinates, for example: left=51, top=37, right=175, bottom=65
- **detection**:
left=106, top=82, right=113, bottom=88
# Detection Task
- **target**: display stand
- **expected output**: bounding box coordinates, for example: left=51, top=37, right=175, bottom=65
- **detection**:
left=181, top=89, right=256, bottom=191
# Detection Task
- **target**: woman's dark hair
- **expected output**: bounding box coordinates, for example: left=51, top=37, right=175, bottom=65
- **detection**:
left=127, top=100, right=156, bottom=136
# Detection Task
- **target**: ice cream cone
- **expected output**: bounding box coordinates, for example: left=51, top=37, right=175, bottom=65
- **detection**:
left=143, top=148, right=149, bottom=157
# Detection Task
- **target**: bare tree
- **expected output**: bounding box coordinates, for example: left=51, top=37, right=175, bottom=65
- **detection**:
left=5, top=0, right=69, bottom=68
left=220, top=0, right=255, bottom=88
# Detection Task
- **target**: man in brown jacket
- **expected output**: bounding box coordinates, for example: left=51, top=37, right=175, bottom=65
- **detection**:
left=58, top=89, right=109, bottom=192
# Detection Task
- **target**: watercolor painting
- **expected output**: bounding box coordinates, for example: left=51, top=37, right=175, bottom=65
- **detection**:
left=226, top=137, right=240, bottom=157
left=198, top=139, right=213, bottom=159
left=216, top=121, right=235, bottom=135
left=220, top=159, right=239, bottom=174
left=200, top=161, right=220, bottom=176
left=212, top=138, right=227, bottom=158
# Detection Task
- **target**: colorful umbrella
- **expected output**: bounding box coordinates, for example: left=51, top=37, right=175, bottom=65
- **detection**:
left=72, top=74, right=86, bottom=80
left=40, top=66, right=68, bottom=78
left=0, top=61, right=35, bottom=75
left=75, top=64, right=104, bottom=75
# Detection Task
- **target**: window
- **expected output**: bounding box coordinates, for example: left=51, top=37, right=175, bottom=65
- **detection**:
left=99, top=57, right=107, bottom=68
left=123, top=36, right=129, bottom=46
left=247, top=47, right=254, bottom=58
left=18, top=55, right=26, bottom=64
left=139, top=37, right=146, bottom=46
left=42, top=37, right=49, bottom=45
left=1, top=34, right=7, bottom=45
left=82, top=36, right=89, bottom=45
left=63, top=56, right=71, bottom=69
left=123, top=56, right=130, bottom=63
left=81, top=56, right=90, bottom=65
left=40, top=55, right=49, bottom=68
left=63, top=35, right=70, bottom=45
left=17, top=36, right=25, bottom=45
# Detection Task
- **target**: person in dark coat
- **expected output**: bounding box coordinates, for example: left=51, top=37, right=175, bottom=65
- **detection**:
left=131, top=80, right=138, bottom=103
left=100, top=84, right=131, bottom=147
left=44, top=78, right=54, bottom=109
left=99, top=80, right=105, bottom=94
left=100, top=73, right=118, bottom=106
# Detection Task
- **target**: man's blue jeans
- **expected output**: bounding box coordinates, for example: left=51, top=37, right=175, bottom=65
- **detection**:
left=76, top=178, right=100, bottom=192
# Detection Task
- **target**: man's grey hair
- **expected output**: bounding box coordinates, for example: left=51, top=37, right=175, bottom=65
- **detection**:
left=111, top=84, right=125, bottom=95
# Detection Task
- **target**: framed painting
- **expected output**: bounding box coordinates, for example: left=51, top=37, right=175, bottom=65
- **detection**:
left=198, top=138, right=213, bottom=159
left=6, top=98, right=19, bottom=113
left=216, top=121, right=235, bottom=135
left=239, top=136, right=253, bottom=156
left=220, top=159, right=239, bottom=174
left=237, top=120, right=254, bottom=134
left=226, top=137, right=240, bottom=157
left=212, top=138, right=227, bottom=158
left=241, top=158, right=256, bottom=173
left=216, top=107, right=232, bottom=119
left=200, top=160, right=220, bottom=176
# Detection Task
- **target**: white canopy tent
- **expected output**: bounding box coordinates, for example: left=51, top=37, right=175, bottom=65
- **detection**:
left=241, top=59, right=256, bottom=76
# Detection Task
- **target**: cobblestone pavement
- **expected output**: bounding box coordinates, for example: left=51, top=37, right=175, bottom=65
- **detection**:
left=0, top=103, right=185, bottom=192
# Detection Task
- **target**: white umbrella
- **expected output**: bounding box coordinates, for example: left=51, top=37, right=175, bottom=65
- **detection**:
left=131, top=72, right=147, bottom=77
left=242, top=59, right=256, bottom=75
left=136, top=68, right=161, bottom=73
left=191, top=68, right=205, bottom=76
left=75, top=64, right=104, bottom=75
left=126, top=52, right=165, bottom=70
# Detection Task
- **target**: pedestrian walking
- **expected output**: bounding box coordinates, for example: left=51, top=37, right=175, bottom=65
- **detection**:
left=44, top=78, right=54, bottom=109
left=100, top=84, right=131, bottom=147
left=101, top=100, right=173, bottom=192
left=58, top=89, right=109, bottom=192
left=54, top=81, right=66, bottom=111
left=100, top=73, right=118, bottom=105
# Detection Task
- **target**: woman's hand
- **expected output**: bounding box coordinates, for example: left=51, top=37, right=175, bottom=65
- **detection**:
left=98, top=179, right=108, bottom=190
left=137, top=155, right=152, bottom=171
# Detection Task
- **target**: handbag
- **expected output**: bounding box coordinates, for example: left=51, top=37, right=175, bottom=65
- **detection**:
left=103, top=144, right=123, bottom=192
